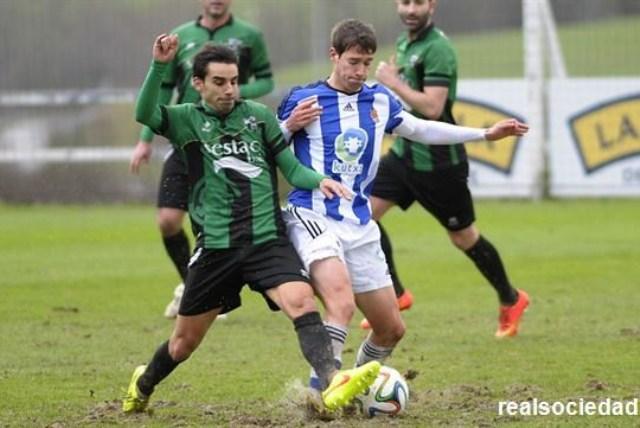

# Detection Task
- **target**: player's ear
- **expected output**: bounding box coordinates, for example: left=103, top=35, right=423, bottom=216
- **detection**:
left=192, top=76, right=204, bottom=92
left=329, top=47, right=339, bottom=63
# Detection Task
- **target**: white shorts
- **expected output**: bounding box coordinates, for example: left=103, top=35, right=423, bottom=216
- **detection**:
left=282, top=205, right=392, bottom=294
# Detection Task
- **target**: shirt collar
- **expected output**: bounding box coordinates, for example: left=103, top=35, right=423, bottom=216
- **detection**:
left=408, top=22, right=434, bottom=43
left=195, top=14, right=234, bottom=31
left=198, top=99, right=242, bottom=119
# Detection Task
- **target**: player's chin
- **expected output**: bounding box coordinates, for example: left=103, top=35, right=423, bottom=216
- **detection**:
left=346, top=79, right=364, bottom=91
left=218, top=99, right=235, bottom=108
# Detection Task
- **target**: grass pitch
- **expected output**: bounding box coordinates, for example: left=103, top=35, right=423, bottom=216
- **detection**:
left=1, top=200, right=639, bottom=427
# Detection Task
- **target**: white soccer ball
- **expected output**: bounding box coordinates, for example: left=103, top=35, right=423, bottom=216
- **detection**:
left=355, top=365, right=409, bottom=417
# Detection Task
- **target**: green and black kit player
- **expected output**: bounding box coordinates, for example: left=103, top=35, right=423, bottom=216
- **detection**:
left=388, top=23, right=461, bottom=171
left=131, top=3, right=275, bottom=317
left=371, top=0, right=528, bottom=339
left=123, top=39, right=380, bottom=415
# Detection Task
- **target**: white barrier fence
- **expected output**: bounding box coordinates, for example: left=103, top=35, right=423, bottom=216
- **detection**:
left=549, top=78, right=640, bottom=197
left=1, top=79, right=639, bottom=198
left=457, top=78, right=640, bottom=198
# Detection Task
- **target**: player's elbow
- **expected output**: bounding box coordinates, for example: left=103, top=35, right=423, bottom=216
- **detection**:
left=263, top=78, right=275, bottom=95
left=134, top=107, right=149, bottom=126
left=419, top=104, right=444, bottom=120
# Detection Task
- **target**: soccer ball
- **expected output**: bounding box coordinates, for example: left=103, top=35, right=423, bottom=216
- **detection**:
left=355, top=365, right=409, bottom=417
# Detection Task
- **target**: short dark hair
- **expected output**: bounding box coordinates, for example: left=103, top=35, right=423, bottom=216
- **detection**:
left=192, top=44, right=238, bottom=80
left=330, top=19, right=377, bottom=56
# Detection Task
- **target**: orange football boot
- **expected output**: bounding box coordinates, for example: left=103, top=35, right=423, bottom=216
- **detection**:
left=495, top=289, right=530, bottom=338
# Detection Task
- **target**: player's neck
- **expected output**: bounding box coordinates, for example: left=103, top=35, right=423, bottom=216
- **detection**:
left=408, top=19, right=432, bottom=41
left=326, top=74, right=356, bottom=94
left=200, top=12, right=231, bottom=31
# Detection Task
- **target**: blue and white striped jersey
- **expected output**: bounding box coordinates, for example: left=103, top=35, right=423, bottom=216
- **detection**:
left=278, top=81, right=404, bottom=225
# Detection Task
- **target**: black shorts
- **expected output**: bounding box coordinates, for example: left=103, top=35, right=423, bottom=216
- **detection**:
left=157, top=149, right=189, bottom=211
left=179, top=238, right=310, bottom=316
left=372, top=152, right=475, bottom=231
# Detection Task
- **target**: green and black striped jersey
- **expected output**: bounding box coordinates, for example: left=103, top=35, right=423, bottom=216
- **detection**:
left=139, top=15, right=273, bottom=142
left=157, top=99, right=288, bottom=249
left=165, top=15, right=273, bottom=104
left=391, top=23, right=466, bottom=171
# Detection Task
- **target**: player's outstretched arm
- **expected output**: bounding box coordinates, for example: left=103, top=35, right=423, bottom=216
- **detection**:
left=275, top=149, right=352, bottom=200
left=135, top=34, right=179, bottom=130
left=392, top=111, right=528, bottom=145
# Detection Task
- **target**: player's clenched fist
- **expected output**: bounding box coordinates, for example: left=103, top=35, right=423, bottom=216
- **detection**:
left=484, top=119, right=529, bottom=141
left=152, top=34, right=179, bottom=63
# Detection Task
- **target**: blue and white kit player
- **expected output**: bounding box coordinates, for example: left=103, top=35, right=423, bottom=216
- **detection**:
left=276, top=19, right=528, bottom=391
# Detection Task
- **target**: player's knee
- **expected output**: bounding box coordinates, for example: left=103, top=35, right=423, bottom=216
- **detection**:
left=391, top=320, right=406, bottom=343
left=337, top=297, right=356, bottom=321
left=296, top=293, right=319, bottom=315
left=376, top=319, right=405, bottom=346
left=168, top=336, right=198, bottom=362
left=157, top=212, right=183, bottom=236
left=324, top=292, right=355, bottom=323
left=449, top=228, right=477, bottom=250
left=280, top=286, right=318, bottom=318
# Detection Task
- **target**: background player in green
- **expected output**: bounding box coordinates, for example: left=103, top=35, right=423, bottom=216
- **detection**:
left=129, top=0, right=274, bottom=319
left=368, top=0, right=530, bottom=337
left=123, top=34, right=379, bottom=414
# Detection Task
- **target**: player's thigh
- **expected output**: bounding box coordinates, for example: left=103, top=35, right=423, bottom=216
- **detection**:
left=264, top=281, right=317, bottom=320
left=282, top=207, right=353, bottom=311
left=157, top=149, right=189, bottom=212
left=179, top=247, right=244, bottom=317
left=343, top=224, right=392, bottom=295
left=309, top=257, right=353, bottom=303
left=411, top=163, right=476, bottom=231
left=370, top=196, right=396, bottom=221
left=371, top=152, right=415, bottom=211
left=242, top=238, right=315, bottom=318
left=282, top=206, right=344, bottom=271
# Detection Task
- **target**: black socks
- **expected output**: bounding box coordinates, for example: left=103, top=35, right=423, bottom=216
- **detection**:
left=293, top=312, right=335, bottom=390
left=162, top=229, right=191, bottom=282
left=465, top=235, right=518, bottom=305
left=137, top=341, right=181, bottom=396
left=378, top=222, right=406, bottom=298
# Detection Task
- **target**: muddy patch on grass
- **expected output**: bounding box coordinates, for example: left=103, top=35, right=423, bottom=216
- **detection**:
left=83, top=399, right=121, bottom=422
left=75, top=383, right=544, bottom=427
left=620, top=327, right=640, bottom=337
left=82, top=399, right=187, bottom=426
left=585, top=378, right=609, bottom=391
left=405, top=383, right=545, bottom=426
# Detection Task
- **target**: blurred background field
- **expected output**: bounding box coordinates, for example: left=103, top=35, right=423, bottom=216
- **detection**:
left=1, top=0, right=639, bottom=202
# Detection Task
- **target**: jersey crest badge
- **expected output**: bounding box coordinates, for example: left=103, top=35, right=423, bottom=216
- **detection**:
left=226, top=38, right=243, bottom=53
left=370, top=107, right=379, bottom=123
left=244, top=116, right=258, bottom=131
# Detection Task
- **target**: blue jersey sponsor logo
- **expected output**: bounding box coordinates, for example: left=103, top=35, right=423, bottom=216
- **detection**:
left=332, top=127, right=368, bottom=175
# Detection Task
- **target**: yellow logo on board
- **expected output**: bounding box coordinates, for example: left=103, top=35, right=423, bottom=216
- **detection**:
left=453, top=99, right=524, bottom=174
left=569, top=94, right=640, bottom=173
